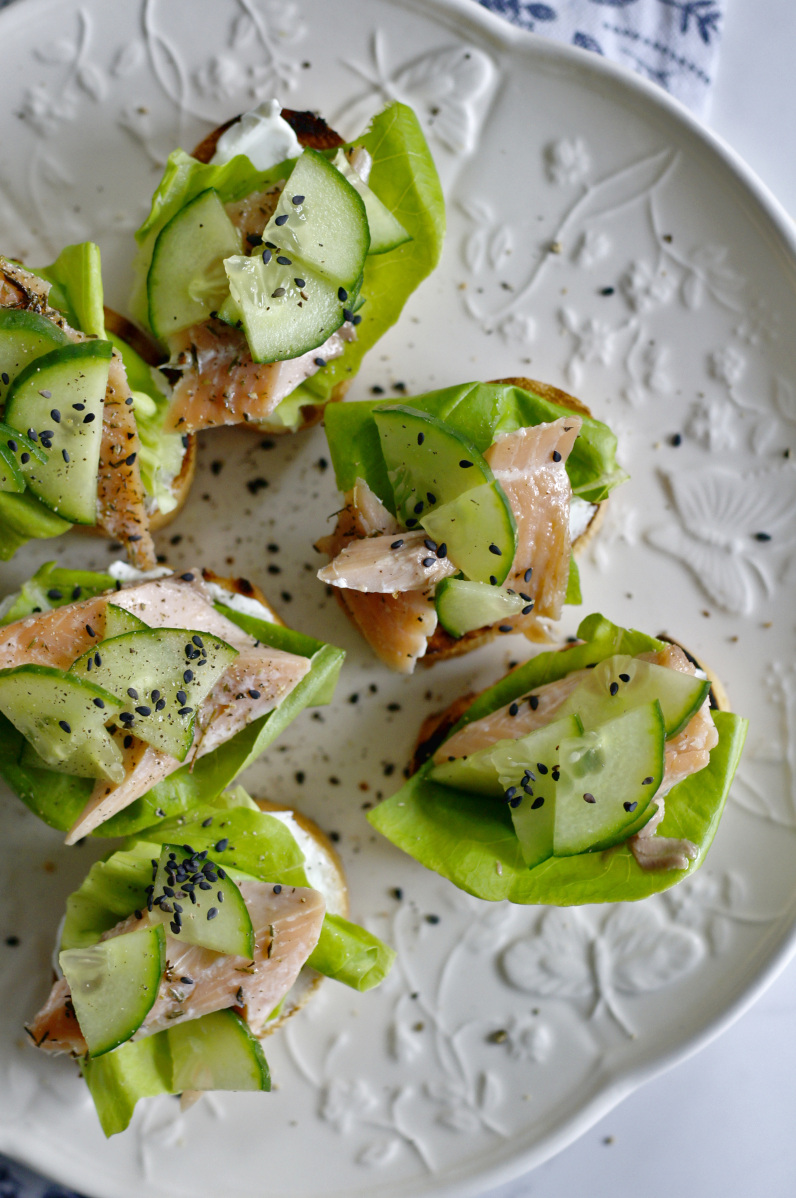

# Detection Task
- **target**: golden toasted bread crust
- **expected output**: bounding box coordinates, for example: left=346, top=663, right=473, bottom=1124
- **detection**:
left=412, top=640, right=729, bottom=774
left=421, top=376, right=605, bottom=666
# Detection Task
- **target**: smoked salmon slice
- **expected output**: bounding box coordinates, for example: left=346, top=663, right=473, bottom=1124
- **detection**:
left=27, top=880, right=325, bottom=1055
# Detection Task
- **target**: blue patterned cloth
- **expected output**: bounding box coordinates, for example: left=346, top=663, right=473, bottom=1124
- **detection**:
left=0, top=0, right=722, bottom=1195
left=478, top=0, right=723, bottom=114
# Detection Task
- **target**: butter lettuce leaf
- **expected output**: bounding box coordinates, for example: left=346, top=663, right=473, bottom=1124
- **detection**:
left=368, top=614, right=748, bottom=904
left=324, top=380, right=626, bottom=509
left=35, top=241, right=106, bottom=338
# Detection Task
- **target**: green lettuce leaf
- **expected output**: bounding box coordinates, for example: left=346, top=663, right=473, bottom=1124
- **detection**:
left=324, top=380, right=627, bottom=508
left=0, top=492, right=71, bottom=560
left=0, top=569, right=344, bottom=836
left=368, top=614, right=748, bottom=904
left=81, top=1031, right=173, bottom=1137
left=35, top=241, right=106, bottom=338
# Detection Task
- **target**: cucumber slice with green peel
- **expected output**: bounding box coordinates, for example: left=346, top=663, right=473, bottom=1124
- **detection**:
left=553, top=701, right=665, bottom=857
left=492, top=714, right=584, bottom=868
left=421, top=484, right=517, bottom=585
left=0, top=422, right=48, bottom=493
left=103, top=602, right=150, bottom=639
left=150, top=843, right=255, bottom=958
left=169, top=1009, right=270, bottom=1092
left=435, top=578, right=527, bottom=637
left=60, top=924, right=165, bottom=1057
left=557, top=653, right=711, bottom=738
left=69, top=627, right=238, bottom=761
left=4, top=341, right=113, bottom=524
left=330, top=150, right=411, bottom=255
left=147, top=188, right=242, bottom=340
left=0, top=308, right=71, bottom=403
left=223, top=252, right=354, bottom=364
left=263, top=148, right=369, bottom=288
left=0, top=664, right=123, bottom=781
left=430, top=740, right=507, bottom=798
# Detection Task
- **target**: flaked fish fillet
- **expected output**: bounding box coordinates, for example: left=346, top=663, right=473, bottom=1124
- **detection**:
left=27, top=880, right=325, bottom=1055
left=164, top=319, right=354, bottom=434
left=484, top=416, right=581, bottom=629
left=318, top=530, right=457, bottom=593
left=317, top=479, right=438, bottom=672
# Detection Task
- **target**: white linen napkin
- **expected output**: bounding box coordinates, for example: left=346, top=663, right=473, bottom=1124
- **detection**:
left=477, top=0, right=725, bottom=116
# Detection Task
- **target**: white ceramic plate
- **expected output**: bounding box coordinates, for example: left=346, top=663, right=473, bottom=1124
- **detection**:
left=1, top=1, right=796, bottom=1195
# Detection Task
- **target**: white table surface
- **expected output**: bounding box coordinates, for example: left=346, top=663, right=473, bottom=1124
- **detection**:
left=481, top=3, right=796, bottom=1195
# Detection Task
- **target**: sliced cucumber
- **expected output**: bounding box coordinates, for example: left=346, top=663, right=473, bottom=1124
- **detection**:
left=263, top=148, right=369, bottom=287
left=151, top=843, right=254, bottom=958
left=223, top=252, right=354, bottom=364
left=558, top=653, right=711, bottom=738
left=0, top=308, right=71, bottom=404
left=103, top=602, right=150, bottom=639
left=553, top=701, right=665, bottom=857
left=435, top=577, right=527, bottom=637
left=0, top=664, right=123, bottom=781
left=0, top=441, right=23, bottom=492
left=0, top=420, right=49, bottom=492
left=69, top=627, right=238, bottom=761
left=4, top=341, right=113, bottom=524
left=60, top=924, right=165, bottom=1057
left=373, top=405, right=517, bottom=583
left=169, top=1009, right=270, bottom=1092
left=430, top=739, right=507, bottom=798
left=147, top=188, right=242, bottom=340
left=330, top=150, right=410, bottom=255
left=421, top=484, right=517, bottom=586
left=492, top=714, right=583, bottom=868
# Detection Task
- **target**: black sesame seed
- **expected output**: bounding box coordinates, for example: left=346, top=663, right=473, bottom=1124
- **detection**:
left=247, top=689, right=261, bottom=700
left=176, top=690, right=187, bottom=704
left=642, top=776, right=654, bottom=785
left=262, top=248, right=272, bottom=263
left=414, top=500, right=424, bottom=514
left=489, top=575, right=498, bottom=586
left=406, top=517, right=418, bottom=528
left=531, top=796, right=545, bottom=809
left=390, top=539, right=404, bottom=549
left=0, top=373, right=7, bottom=385
left=292, top=194, right=304, bottom=205
left=754, top=532, right=772, bottom=542
left=437, top=543, right=447, bottom=558
left=619, top=673, right=630, bottom=682
left=424, top=539, right=436, bottom=551
left=124, top=735, right=133, bottom=749
left=552, top=450, right=562, bottom=462
left=83, top=413, right=95, bottom=424
left=276, top=255, right=292, bottom=265
left=338, top=287, right=348, bottom=302
left=529, top=695, right=539, bottom=710
left=135, top=706, right=152, bottom=717
left=417, top=432, right=425, bottom=445
left=524, top=567, right=533, bottom=583
left=273, top=884, right=282, bottom=894
left=50, top=408, right=60, bottom=422
left=509, top=796, right=522, bottom=808
left=671, top=433, right=682, bottom=447
left=294, top=278, right=306, bottom=288
left=127, top=688, right=138, bottom=700
left=192, top=635, right=203, bottom=648
left=178, top=706, right=194, bottom=716
left=180, top=572, right=195, bottom=581
left=537, top=763, right=548, bottom=775
left=314, top=356, right=326, bottom=367
left=20, top=452, right=29, bottom=463
left=215, top=838, right=229, bottom=852
left=62, top=449, right=70, bottom=463
left=47, top=588, right=63, bottom=600
left=92, top=697, right=105, bottom=708
left=6, top=439, right=17, bottom=452
left=271, top=287, right=286, bottom=297
left=422, top=556, right=436, bottom=567
left=498, top=624, right=513, bottom=632
left=180, top=976, right=194, bottom=985
left=183, top=670, right=193, bottom=683
left=505, top=786, right=518, bottom=800
left=489, top=543, right=502, bottom=556
left=609, top=681, right=619, bottom=696
left=521, top=604, right=534, bottom=615
left=342, top=308, right=354, bottom=322
left=509, top=702, right=519, bottom=717
left=58, top=720, right=71, bottom=734
left=583, top=792, right=596, bottom=804
left=459, top=459, right=473, bottom=468
left=275, top=213, right=288, bottom=225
